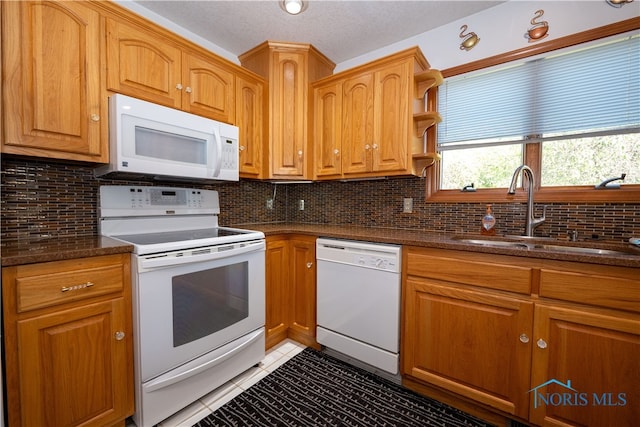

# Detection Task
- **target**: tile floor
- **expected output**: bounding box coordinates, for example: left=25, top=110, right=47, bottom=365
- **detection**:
left=153, top=339, right=307, bottom=427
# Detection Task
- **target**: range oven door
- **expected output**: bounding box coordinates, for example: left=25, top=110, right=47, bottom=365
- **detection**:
left=133, top=239, right=265, bottom=383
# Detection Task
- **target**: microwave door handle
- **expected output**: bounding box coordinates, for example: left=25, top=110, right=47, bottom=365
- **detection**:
left=212, top=126, right=223, bottom=178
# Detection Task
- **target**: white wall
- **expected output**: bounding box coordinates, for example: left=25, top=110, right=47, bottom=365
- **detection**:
left=335, top=0, right=639, bottom=72
left=115, top=1, right=637, bottom=71
left=113, top=0, right=239, bottom=63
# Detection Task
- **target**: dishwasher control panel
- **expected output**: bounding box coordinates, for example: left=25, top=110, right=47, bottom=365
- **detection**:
left=316, top=238, right=401, bottom=273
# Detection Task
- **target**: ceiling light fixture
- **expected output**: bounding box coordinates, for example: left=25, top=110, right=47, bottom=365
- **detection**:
left=281, top=0, right=306, bottom=15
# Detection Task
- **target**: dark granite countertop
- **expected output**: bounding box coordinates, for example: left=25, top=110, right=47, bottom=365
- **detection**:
left=2, top=224, right=639, bottom=268
left=244, top=223, right=640, bottom=268
left=1, top=236, right=133, bottom=267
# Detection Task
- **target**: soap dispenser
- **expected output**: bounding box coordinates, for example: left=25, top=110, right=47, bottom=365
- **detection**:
left=481, top=204, right=496, bottom=235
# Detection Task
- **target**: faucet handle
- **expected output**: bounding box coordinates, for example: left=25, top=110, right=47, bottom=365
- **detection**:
left=532, top=205, right=547, bottom=230
left=539, top=204, right=547, bottom=220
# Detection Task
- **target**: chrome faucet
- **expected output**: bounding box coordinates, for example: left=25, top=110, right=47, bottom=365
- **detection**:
left=508, top=165, right=546, bottom=237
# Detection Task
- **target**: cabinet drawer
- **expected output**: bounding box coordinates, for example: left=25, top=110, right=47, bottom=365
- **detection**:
left=406, top=248, right=533, bottom=294
left=15, top=255, right=126, bottom=313
left=539, top=268, right=640, bottom=313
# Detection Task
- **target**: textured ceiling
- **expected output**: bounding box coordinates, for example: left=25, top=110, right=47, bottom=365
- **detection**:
left=133, top=0, right=505, bottom=63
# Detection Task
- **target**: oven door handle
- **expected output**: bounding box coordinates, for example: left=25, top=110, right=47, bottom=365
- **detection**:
left=138, top=240, right=265, bottom=270
left=143, top=328, right=264, bottom=393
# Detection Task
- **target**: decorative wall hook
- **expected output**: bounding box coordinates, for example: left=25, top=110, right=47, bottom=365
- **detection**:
left=606, top=0, right=634, bottom=7
left=525, top=9, right=549, bottom=43
left=459, top=25, right=480, bottom=51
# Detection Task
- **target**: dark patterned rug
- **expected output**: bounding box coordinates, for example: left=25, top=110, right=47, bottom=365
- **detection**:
left=194, top=347, right=493, bottom=426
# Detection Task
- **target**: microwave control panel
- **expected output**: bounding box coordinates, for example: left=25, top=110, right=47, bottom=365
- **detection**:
left=221, top=139, right=237, bottom=169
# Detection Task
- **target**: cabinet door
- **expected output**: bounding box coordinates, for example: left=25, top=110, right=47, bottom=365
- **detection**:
left=342, top=72, right=374, bottom=175
left=106, top=18, right=182, bottom=108
left=288, top=237, right=317, bottom=346
left=530, top=304, right=640, bottom=426
left=265, top=237, right=289, bottom=349
left=373, top=61, right=410, bottom=172
left=313, top=82, right=343, bottom=178
left=403, top=278, right=534, bottom=419
left=17, top=298, right=133, bottom=427
left=2, top=0, right=106, bottom=162
left=183, top=53, right=235, bottom=122
left=271, top=51, right=308, bottom=177
left=237, top=75, right=264, bottom=178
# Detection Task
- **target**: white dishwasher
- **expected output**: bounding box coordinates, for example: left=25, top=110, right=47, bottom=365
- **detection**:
left=316, top=238, right=401, bottom=376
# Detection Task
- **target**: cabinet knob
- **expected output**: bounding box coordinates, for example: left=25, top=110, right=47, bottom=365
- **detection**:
left=239, top=145, right=246, bottom=151
left=185, top=86, right=192, bottom=93
left=176, top=83, right=183, bottom=90
left=372, top=143, right=378, bottom=149
left=306, top=262, right=313, bottom=269
left=364, top=144, right=371, bottom=150
left=90, top=114, right=100, bottom=122
left=115, top=331, right=125, bottom=341
left=536, top=338, right=548, bottom=349
left=298, top=150, right=303, bottom=158
left=519, top=333, right=530, bottom=343
left=333, top=149, right=340, bottom=155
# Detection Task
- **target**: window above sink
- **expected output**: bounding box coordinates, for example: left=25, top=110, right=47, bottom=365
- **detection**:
left=425, top=22, right=640, bottom=204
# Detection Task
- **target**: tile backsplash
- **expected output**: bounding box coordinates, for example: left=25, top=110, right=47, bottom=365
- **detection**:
left=2, top=157, right=639, bottom=242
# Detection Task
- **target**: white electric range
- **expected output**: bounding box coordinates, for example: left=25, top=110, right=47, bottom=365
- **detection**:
left=99, top=185, right=265, bottom=427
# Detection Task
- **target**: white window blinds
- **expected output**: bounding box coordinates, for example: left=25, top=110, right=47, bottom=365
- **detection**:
left=437, top=33, right=640, bottom=150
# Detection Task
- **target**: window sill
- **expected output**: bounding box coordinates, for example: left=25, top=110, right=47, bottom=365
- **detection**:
left=426, top=185, right=640, bottom=203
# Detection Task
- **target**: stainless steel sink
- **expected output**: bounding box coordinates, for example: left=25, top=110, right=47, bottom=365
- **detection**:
left=531, top=244, right=637, bottom=256
left=451, top=235, right=639, bottom=256
left=454, top=239, right=531, bottom=249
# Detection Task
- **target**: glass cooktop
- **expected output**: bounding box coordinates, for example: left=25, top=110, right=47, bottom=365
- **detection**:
left=112, top=228, right=253, bottom=246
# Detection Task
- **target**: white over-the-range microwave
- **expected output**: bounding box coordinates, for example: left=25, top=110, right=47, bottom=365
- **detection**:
left=95, top=94, right=239, bottom=181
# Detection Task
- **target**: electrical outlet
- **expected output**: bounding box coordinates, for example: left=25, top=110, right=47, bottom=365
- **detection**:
left=403, top=197, right=413, bottom=213
left=298, top=200, right=305, bottom=211
left=266, top=198, right=274, bottom=210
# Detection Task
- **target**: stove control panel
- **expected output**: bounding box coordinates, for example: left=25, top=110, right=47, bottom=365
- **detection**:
left=99, top=185, right=220, bottom=217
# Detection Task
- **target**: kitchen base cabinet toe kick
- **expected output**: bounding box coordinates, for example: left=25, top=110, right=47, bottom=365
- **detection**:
left=401, top=246, right=640, bottom=427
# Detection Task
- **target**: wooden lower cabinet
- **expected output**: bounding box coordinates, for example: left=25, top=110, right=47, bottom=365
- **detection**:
left=530, top=304, right=640, bottom=426
left=287, top=237, right=317, bottom=345
left=402, top=246, right=640, bottom=426
left=265, top=235, right=318, bottom=350
left=403, top=277, right=534, bottom=419
left=265, top=236, right=290, bottom=348
left=2, top=253, right=134, bottom=427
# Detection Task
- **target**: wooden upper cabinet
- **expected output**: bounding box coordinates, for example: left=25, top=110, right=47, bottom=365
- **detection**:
left=312, top=47, right=428, bottom=180
left=343, top=61, right=411, bottom=176
left=106, top=18, right=182, bottom=108
left=342, top=72, right=375, bottom=175
left=271, top=50, right=308, bottom=177
left=182, top=53, right=235, bottom=123
left=313, top=82, right=343, bottom=178
left=106, top=18, right=235, bottom=123
left=373, top=61, right=410, bottom=172
left=1, top=0, right=107, bottom=162
left=240, top=41, right=335, bottom=180
left=236, top=74, right=265, bottom=178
